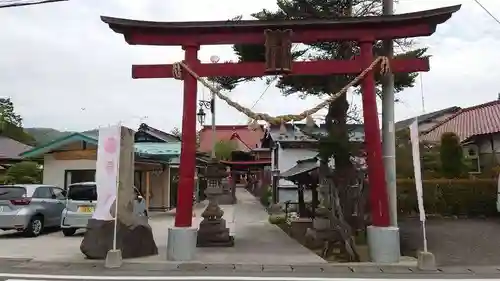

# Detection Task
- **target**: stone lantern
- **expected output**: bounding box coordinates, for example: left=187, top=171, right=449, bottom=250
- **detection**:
left=196, top=160, right=234, bottom=247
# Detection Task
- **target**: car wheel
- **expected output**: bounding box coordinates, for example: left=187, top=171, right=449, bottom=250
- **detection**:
left=24, top=215, right=44, bottom=237
left=62, top=228, right=77, bottom=237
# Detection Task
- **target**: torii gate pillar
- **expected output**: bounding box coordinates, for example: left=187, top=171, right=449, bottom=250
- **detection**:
left=166, top=45, right=199, bottom=261
left=360, top=40, right=400, bottom=262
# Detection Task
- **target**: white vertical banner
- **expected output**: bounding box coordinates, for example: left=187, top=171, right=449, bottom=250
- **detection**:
left=410, top=119, right=429, bottom=253
left=92, top=125, right=121, bottom=221
left=409, top=120, right=426, bottom=222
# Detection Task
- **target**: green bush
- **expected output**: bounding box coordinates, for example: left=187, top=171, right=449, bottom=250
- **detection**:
left=260, top=186, right=272, bottom=207
left=268, top=214, right=287, bottom=224
left=397, top=179, right=497, bottom=217
left=1, top=161, right=41, bottom=184
left=439, top=132, right=466, bottom=178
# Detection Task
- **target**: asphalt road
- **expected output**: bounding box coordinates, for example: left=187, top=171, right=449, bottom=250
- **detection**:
left=1, top=274, right=500, bottom=281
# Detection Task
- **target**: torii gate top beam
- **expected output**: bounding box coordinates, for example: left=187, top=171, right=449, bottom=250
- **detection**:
left=101, top=5, right=460, bottom=46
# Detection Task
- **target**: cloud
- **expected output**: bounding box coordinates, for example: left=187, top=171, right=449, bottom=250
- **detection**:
left=0, top=0, right=498, bottom=132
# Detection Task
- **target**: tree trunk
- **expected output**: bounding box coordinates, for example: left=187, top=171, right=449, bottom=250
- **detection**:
left=297, top=183, right=306, bottom=217
left=319, top=1, right=360, bottom=259
left=311, top=183, right=319, bottom=217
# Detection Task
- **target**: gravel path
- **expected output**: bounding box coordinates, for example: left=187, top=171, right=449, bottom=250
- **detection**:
left=400, top=217, right=500, bottom=266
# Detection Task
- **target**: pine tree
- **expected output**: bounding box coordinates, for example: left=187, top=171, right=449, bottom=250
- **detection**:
left=211, top=0, right=426, bottom=260
left=0, top=98, right=35, bottom=145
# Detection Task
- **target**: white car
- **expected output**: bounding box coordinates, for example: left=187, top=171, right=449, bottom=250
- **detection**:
left=60, top=182, right=147, bottom=236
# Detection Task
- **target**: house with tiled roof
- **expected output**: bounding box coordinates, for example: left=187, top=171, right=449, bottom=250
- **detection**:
left=198, top=125, right=265, bottom=154
left=0, top=136, right=33, bottom=166
left=421, top=99, right=500, bottom=173
left=395, top=106, right=462, bottom=132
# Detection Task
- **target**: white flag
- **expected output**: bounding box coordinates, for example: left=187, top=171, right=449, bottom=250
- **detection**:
left=409, top=120, right=426, bottom=222
left=92, top=125, right=121, bottom=221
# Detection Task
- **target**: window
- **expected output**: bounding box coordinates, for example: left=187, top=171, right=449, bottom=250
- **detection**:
left=67, top=184, right=97, bottom=201
left=33, top=187, right=53, bottom=199
left=64, top=169, right=96, bottom=189
left=0, top=186, right=26, bottom=199
left=466, top=145, right=481, bottom=173
left=52, top=187, right=66, bottom=200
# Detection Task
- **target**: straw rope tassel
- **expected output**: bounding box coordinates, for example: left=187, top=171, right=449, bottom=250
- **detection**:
left=279, top=120, right=287, bottom=134
left=305, top=115, right=315, bottom=128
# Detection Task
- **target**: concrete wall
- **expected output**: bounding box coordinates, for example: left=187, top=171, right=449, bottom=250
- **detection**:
left=148, top=168, right=170, bottom=209
left=42, top=154, right=96, bottom=188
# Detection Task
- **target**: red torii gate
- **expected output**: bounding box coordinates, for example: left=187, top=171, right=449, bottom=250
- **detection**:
left=101, top=5, right=460, bottom=229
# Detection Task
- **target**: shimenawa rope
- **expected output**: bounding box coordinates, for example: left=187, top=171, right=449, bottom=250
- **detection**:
left=172, top=57, right=390, bottom=126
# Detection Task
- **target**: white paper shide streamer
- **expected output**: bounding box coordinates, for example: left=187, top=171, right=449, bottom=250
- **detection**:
left=409, top=119, right=428, bottom=252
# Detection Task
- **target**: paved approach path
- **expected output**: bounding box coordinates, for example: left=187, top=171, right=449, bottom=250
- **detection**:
left=0, top=187, right=324, bottom=265
left=198, top=187, right=326, bottom=264
left=133, top=187, right=325, bottom=264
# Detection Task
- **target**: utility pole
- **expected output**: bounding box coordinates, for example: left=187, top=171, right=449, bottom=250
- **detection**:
left=381, top=0, right=398, bottom=227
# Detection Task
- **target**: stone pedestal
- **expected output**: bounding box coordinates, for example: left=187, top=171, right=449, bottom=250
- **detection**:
left=81, top=217, right=157, bottom=259
left=304, top=208, right=332, bottom=248
left=196, top=188, right=234, bottom=247
left=417, top=251, right=436, bottom=271
left=80, top=126, right=157, bottom=260
left=105, top=249, right=122, bottom=268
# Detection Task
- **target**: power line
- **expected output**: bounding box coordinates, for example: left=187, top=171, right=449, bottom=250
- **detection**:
left=248, top=44, right=302, bottom=111
left=249, top=79, right=274, bottom=110
left=0, top=0, right=67, bottom=8
left=473, top=0, right=500, bottom=25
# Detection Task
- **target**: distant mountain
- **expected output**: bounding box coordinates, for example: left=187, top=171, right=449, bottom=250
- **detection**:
left=24, top=128, right=73, bottom=145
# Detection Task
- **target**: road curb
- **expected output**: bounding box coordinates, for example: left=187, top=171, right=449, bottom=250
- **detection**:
left=2, top=259, right=500, bottom=275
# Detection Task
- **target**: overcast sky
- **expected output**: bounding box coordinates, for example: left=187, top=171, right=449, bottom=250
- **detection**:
left=0, top=0, right=498, bottom=133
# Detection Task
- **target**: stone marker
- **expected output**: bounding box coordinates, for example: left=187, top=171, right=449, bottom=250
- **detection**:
left=80, top=126, right=158, bottom=260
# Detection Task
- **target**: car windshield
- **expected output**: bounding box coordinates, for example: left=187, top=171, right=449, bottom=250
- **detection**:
left=67, top=184, right=97, bottom=201
left=0, top=186, right=27, bottom=199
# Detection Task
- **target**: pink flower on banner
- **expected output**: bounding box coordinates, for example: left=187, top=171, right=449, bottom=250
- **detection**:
left=104, top=137, right=117, bottom=154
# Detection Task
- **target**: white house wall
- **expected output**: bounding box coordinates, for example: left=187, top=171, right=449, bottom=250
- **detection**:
left=149, top=169, right=170, bottom=209
left=42, top=154, right=96, bottom=188
left=277, top=147, right=317, bottom=187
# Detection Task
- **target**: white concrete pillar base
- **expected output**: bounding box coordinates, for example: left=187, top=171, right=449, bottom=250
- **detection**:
left=367, top=225, right=400, bottom=263
left=166, top=226, right=197, bottom=261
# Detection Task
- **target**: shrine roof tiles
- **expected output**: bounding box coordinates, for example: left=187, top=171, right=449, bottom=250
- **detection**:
left=268, top=123, right=364, bottom=143
left=198, top=125, right=264, bottom=153
left=422, top=100, right=500, bottom=143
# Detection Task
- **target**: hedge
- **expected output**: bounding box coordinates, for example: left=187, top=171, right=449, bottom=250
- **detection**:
left=397, top=179, right=498, bottom=217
